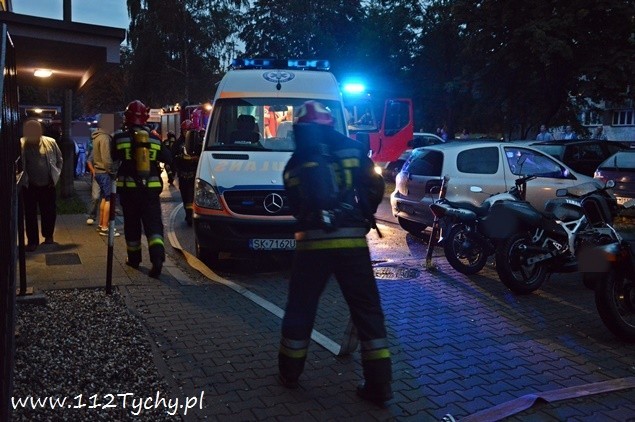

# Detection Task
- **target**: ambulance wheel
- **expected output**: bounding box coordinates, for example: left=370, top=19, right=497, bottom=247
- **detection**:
left=398, top=217, right=427, bottom=238
left=196, top=240, right=219, bottom=267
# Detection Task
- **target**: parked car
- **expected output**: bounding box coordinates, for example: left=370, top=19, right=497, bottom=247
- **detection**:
left=527, top=140, right=627, bottom=177
left=381, top=133, right=445, bottom=179
left=390, top=141, right=596, bottom=236
left=594, top=151, right=635, bottom=206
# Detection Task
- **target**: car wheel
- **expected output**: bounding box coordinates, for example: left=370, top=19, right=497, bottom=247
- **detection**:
left=398, top=217, right=427, bottom=238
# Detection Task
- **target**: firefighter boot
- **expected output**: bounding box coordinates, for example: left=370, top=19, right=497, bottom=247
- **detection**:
left=356, top=382, right=393, bottom=405
left=149, top=259, right=163, bottom=279
left=125, top=247, right=142, bottom=269
left=148, top=235, right=165, bottom=278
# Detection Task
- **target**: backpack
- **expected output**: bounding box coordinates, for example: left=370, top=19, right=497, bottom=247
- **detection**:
left=285, top=123, right=383, bottom=231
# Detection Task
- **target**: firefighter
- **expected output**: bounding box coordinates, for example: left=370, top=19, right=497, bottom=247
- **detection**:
left=173, top=119, right=201, bottom=226
left=112, top=100, right=172, bottom=278
left=163, top=131, right=177, bottom=185
left=278, top=101, right=392, bottom=404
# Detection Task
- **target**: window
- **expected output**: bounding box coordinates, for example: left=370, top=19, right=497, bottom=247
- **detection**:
left=504, top=147, right=569, bottom=179
left=577, top=144, right=603, bottom=159
left=457, top=147, right=499, bottom=174
left=402, top=149, right=443, bottom=176
left=205, top=98, right=345, bottom=152
left=580, top=110, right=603, bottom=126
left=384, top=100, right=410, bottom=136
left=612, top=110, right=634, bottom=126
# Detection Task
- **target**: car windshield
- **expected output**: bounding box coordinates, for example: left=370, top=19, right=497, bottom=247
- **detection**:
left=205, top=98, right=346, bottom=152
left=598, top=152, right=635, bottom=170
left=344, top=97, right=378, bottom=132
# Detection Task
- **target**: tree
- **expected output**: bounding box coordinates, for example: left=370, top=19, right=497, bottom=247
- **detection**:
left=125, top=0, right=246, bottom=106
left=452, top=0, right=635, bottom=139
left=239, top=0, right=362, bottom=72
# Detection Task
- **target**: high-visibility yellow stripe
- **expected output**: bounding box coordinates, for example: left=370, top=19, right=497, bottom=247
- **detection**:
left=127, top=245, right=142, bottom=252
left=361, top=348, right=391, bottom=361
left=149, top=238, right=164, bottom=247
left=296, top=238, right=367, bottom=251
left=150, top=143, right=161, bottom=150
left=279, top=345, right=308, bottom=359
left=116, top=142, right=131, bottom=150
left=147, top=182, right=162, bottom=188
left=341, top=158, right=360, bottom=168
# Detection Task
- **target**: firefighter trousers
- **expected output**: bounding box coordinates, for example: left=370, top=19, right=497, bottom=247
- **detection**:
left=119, top=190, right=165, bottom=265
left=179, top=175, right=195, bottom=220
left=279, top=246, right=392, bottom=385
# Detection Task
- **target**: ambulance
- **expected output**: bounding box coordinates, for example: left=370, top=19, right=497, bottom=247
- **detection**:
left=193, top=58, right=349, bottom=262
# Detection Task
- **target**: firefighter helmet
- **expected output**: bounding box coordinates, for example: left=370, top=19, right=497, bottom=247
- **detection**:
left=296, top=101, right=334, bottom=127
left=181, top=119, right=194, bottom=132
left=124, top=100, right=149, bottom=127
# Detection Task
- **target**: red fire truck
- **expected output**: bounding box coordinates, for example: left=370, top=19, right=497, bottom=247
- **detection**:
left=342, top=82, right=414, bottom=175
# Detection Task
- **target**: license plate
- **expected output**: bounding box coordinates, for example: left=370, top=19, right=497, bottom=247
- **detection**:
left=249, top=239, right=296, bottom=250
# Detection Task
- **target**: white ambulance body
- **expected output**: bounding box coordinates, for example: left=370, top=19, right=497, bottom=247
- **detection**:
left=193, top=59, right=348, bottom=261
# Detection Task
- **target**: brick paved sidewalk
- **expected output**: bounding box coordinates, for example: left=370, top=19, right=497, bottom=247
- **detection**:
left=17, top=178, right=635, bottom=421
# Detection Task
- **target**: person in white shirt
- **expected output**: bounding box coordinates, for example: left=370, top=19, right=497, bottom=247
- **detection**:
left=536, top=124, right=555, bottom=141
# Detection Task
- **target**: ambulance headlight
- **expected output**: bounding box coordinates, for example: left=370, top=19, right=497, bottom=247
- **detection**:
left=195, top=178, right=222, bottom=210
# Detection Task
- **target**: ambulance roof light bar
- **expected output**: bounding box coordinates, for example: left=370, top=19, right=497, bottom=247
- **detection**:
left=231, top=58, right=330, bottom=71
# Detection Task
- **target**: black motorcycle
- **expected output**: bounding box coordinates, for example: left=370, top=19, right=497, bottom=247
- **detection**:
left=578, top=239, right=635, bottom=342
left=429, top=175, right=535, bottom=275
left=486, top=180, right=620, bottom=294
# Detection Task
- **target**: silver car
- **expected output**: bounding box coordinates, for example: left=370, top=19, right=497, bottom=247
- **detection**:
left=390, top=141, right=595, bottom=236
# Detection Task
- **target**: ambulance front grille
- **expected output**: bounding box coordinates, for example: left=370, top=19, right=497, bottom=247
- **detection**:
left=223, top=190, right=293, bottom=216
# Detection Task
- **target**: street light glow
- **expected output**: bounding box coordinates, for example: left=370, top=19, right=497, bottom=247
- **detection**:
left=33, top=108, right=43, bottom=114
left=34, top=69, right=53, bottom=78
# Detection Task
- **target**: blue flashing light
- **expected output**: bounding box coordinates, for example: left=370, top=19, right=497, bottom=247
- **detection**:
left=343, top=83, right=366, bottom=94
left=287, top=59, right=330, bottom=70
left=231, top=58, right=330, bottom=71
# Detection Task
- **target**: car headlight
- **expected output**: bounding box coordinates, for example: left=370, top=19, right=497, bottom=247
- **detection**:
left=374, top=165, right=383, bottom=176
left=194, top=178, right=222, bottom=210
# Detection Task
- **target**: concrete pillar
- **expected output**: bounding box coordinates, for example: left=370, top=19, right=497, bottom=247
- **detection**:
left=59, top=88, right=74, bottom=198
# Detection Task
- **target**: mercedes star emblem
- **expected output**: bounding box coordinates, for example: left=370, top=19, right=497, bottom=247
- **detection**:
left=263, top=193, right=284, bottom=214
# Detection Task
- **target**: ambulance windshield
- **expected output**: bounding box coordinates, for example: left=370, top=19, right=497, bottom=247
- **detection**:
left=205, top=98, right=345, bottom=152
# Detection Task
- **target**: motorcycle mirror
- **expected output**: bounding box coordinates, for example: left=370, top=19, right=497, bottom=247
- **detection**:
left=470, top=186, right=483, bottom=193
left=556, top=188, right=568, bottom=197
left=605, top=180, right=616, bottom=189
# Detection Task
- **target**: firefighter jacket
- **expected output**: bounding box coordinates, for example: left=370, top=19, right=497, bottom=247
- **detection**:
left=172, top=132, right=200, bottom=179
left=112, top=126, right=172, bottom=192
left=284, top=124, right=385, bottom=250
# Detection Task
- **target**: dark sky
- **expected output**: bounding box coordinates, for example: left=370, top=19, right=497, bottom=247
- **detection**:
left=13, top=0, right=129, bottom=30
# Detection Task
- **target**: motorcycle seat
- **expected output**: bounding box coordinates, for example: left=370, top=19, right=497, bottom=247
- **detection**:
left=444, top=200, right=491, bottom=217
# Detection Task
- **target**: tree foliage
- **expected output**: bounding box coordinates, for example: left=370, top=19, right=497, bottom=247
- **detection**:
left=124, top=0, right=246, bottom=106
left=80, top=0, right=634, bottom=139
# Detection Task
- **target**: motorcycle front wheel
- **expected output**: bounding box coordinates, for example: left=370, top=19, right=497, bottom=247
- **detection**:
left=495, top=232, right=547, bottom=294
left=595, top=270, right=635, bottom=342
left=443, top=224, right=489, bottom=275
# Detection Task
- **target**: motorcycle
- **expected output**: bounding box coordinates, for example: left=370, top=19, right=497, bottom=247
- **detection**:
left=487, top=180, right=620, bottom=294
left=579, top=198, right=635, bottom=342
left=429, top=175, right=535, bottom=275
